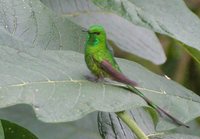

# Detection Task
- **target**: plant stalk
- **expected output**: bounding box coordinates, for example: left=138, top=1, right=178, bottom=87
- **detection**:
left=116, top=111, right=149, bottom=139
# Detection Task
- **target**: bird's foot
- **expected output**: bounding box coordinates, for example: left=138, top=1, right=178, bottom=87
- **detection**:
left=84, top=75, right=104, bottom=83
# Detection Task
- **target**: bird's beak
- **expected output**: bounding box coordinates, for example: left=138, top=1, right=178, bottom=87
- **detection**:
left=82, top=28, right=89, bottom=33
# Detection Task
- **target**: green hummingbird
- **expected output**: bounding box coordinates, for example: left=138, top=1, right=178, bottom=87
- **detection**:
left=83, top=25, right=189, bottom=128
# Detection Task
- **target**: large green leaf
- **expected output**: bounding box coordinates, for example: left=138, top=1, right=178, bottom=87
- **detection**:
left=1, top=106, right=199, bottom=139
left=0, top=0, right=167, bottom=64
left=0, top=45, right=200, bottom=131
left=40, top=0, right=166, bottom=64
left=1, top=119, right=38, bottom=139
left=0, top=122, right=4, bottom=139
left=0, top=0, right=85, bottom=51
left=0, top=105, right=101, bottom=139
left=92, top=0, right=200, bottom=63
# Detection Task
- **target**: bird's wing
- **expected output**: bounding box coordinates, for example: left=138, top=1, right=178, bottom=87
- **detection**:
left=100, top=60, right=138, bottom=86
left=90, top=54, right=137, bottom=86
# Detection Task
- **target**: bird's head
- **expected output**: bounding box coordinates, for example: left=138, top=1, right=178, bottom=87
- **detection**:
left=83, top=25, right=106, bottom=45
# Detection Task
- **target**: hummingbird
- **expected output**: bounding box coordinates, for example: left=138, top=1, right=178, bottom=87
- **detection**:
left=83, top=25, right=189, bottom=128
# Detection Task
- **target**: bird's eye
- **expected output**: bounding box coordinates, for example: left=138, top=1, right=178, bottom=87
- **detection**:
left=94, top=32, right=100, bottom=35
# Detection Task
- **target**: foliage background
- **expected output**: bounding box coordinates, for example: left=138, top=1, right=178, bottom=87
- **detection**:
left=0, top=0, right=199, bottom=138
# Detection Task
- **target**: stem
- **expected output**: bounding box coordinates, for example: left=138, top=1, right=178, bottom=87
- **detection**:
left=115, top=111, right=149, bottom=139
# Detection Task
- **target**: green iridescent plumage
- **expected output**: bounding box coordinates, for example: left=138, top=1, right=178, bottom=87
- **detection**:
left=84, top=25, right=188, bottom=128
left=84, top=25, right=120, bottom=78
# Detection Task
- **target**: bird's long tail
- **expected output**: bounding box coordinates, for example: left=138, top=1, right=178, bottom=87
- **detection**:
left=127, top=85, right=189, bottom=128
left=99, top=60, right=189, bottom=127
